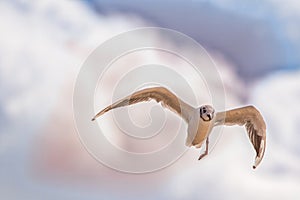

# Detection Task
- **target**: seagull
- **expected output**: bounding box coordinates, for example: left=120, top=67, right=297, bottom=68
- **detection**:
left=92, top=87, right=266, bottom=169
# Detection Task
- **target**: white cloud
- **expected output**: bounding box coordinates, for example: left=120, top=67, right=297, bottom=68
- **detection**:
left=0, top=0, right=143, bottom=123
left=251, top=71, right=300, bottom=155
left=1, top=0, right=300, bottom=199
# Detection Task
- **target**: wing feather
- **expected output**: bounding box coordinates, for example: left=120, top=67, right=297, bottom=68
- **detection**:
left=92, top=87, right=195, bottom=123
left=215, top=105, right=266, bottom=169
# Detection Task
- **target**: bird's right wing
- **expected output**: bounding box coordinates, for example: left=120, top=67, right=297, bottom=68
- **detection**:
left=214, top=105, right=266, bottom=169
left=92, top=87, right=195, bottom=123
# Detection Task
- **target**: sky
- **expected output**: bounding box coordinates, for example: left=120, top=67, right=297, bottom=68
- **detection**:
left=0, top=0, right=300, bottom=199
left=87, top=0, right=300, bottom=79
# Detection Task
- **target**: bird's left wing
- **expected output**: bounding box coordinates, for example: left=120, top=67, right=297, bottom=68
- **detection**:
left=214, top=105, right=266, bottom=169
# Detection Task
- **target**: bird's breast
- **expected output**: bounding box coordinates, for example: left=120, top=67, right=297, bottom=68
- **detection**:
left=191, top=120, right=213, bottom=148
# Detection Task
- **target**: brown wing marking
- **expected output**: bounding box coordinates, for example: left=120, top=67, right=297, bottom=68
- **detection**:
left=92, top=87, right=195, bottom=123
left=215, top=105, right=266, bottom=169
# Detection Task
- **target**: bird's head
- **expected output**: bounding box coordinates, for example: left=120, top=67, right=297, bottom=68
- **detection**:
left=200, top=105, right=215, bottom=121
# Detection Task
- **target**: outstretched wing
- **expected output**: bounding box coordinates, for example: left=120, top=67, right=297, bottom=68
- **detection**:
left=214, top=105, right=266, bottom=169
left=92, top=87, right=195, bottom=123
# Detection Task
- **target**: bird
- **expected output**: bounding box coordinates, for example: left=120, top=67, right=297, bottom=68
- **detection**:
left=92, top=87, right=266, bottom=169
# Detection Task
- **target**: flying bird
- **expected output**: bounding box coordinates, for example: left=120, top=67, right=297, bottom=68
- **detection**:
left=92, top=87, right=266, bottom=169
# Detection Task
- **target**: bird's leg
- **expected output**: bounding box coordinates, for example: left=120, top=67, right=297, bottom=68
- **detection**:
left=198, top=137, right=209, bottom=160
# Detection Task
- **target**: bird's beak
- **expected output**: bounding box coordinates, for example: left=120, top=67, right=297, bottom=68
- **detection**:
left=207, top=114, right=212, bottom=120
left=207, top=113, right=214, bottom=120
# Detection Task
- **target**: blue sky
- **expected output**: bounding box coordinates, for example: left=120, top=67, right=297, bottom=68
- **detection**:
left=85, top=0, right=300, bottom=79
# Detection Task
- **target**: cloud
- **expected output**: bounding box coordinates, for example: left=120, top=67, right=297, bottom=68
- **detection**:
left=1, top=0, right=300, bottom=199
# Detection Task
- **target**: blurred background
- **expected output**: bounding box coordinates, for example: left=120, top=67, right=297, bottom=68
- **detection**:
left=1, top=0, right=300, bottom=199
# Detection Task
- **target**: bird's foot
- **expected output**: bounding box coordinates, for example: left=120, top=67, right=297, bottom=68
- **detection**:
left=198, top=152, right=208, bottom=160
